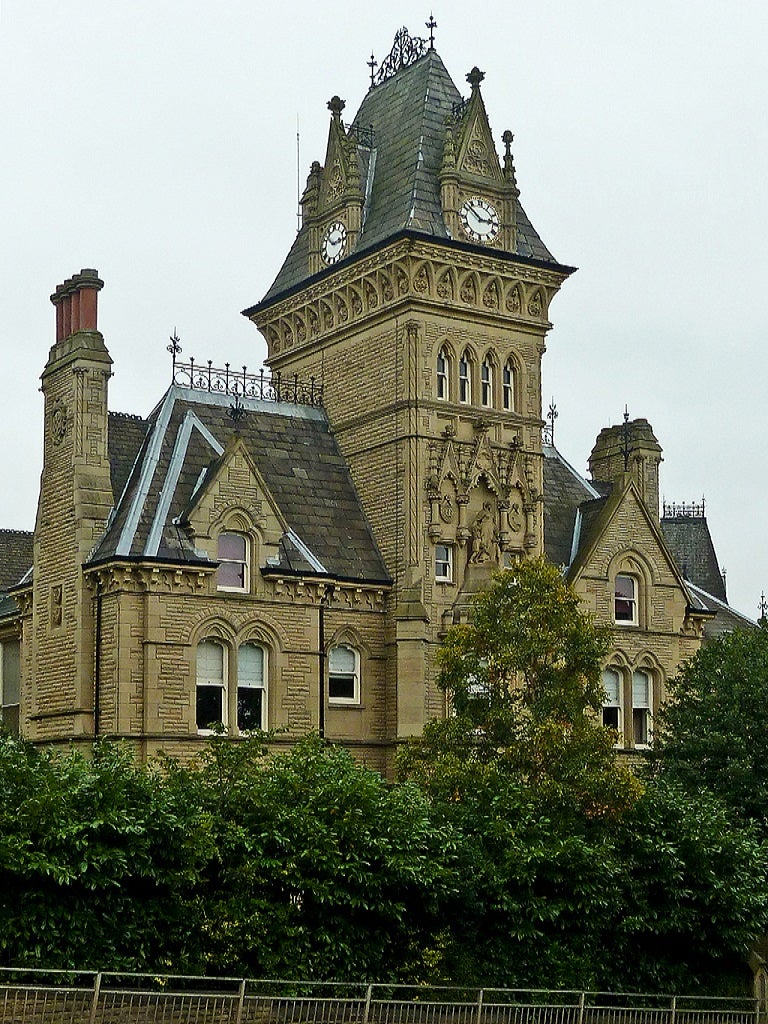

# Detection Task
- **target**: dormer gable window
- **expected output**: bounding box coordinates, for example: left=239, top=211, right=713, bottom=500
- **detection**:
left=217, top=532, right=249, bottom=592
left=614, top=574, right=637, bottom=624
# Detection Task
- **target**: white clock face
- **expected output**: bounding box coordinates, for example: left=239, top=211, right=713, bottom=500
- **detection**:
left=321, top=221, right=347, bottom=265
left=459, top=197, right=500, bottom=243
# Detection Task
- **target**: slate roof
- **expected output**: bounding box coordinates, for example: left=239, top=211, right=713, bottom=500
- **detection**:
left=0, top=529, right=33, bottom=594
left=91, top=387, right=389, bottom=584
left=685, top=581, right=756, bottom=637
left=260, top=49, right=561, bottom=305
left=660, top=514, right=727, bottom=603
left=542, top=444, right=599, bottom=567
left=108, top=412, right=149, bottom=509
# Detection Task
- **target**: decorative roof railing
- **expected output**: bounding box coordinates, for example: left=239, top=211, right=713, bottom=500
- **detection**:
left=172, top=358, right=323, bottom=408
left=373, top=27, right=429, bottom=86
left=663, top=500, right=706, bottom=519
left=347, top=122, right=375, bottom=148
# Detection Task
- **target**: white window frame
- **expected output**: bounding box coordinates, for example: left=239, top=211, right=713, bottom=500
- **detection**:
left=237, top=642, right=268, bottom=732
left=328, top=644, right=360, bottom=705
left=601, top=667, right=623, bottom=744
left=632, top=669, right=652, bottom=747
left=216, top=531, right=249, bottom=593
left=436, top=347, right=449, bottom=401
left=459, top=352, right=471, bottom=404
left=481, top=358, right=493, bottom=407
left=435, top=543, right=453, bottom=583
left=196, top=639, right=227, bottom=733
left=502, top=360, right=515, bottom=411
left=614, top=574, right=638, bottom=625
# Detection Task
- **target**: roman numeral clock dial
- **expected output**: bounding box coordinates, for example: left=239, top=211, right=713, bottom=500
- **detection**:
left=321, top=221, right=347, bottom=265
left=459, top=197, right=500, bottom=243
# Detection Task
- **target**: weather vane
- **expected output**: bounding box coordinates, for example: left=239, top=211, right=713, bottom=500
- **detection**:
left=167, top=329, right=182, bottom=379
left=367, top=52, right=377, bottom=87
left=227, top=383, right=246, bottom=424
left=622, top=405, right=632, bottom=471
left=426, top=13, right=437, bottom=49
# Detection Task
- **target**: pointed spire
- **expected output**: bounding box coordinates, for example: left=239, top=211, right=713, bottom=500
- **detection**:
left=502, top=129, right=518, bottom=189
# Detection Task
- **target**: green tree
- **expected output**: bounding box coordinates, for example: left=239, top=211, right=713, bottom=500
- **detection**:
left=184, top=733, right=460, bottom=981
left=0, top=736, right=210, bottom=970
left=652, top=627, right=768, bottom=830
left=400, top=558, right=640, bottom=820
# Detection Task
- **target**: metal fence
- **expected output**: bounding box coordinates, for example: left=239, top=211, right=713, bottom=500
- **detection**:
left=0, top=972, right=760, bottom=1024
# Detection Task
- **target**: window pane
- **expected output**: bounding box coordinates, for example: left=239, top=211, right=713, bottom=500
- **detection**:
left=238, top=686, right=263, bottom=731
left=238, top=643, right=264, bottom=686
left=602, top=706, right=620, bottom=730
left=602, top=669, right=620, bottom=705
left=196, top=685, right=223, bottom=729
left=2, top=641, right=20, bottom=705
left=615, top=576, right=635, bottom=600
left=632, top=671, right=650, bottom=707
left=329, top=646, right=355, bottom=674
left=329, top=673, right=356, bottom=701
left=217, top=561, right=246, bottom=589
left=197, top=641, right=224, bottom=683
left=218, top=533, right=246, bottom=560
left=633, top=708, right=649, bottom=746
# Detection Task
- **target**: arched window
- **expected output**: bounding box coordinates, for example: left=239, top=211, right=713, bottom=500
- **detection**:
left=436, top=347, right=449, bottom=400
left=481, top=358, right=493, bottom=407
left=217, top=532, right=249, bottom=592
left=502, top=360, right=515, bottom=411
left=0, top=640, right=20, bottom=735
left=614, top=574, right=637, bottom=624
left=196, top=639, right=226, bottom=731
left=601, top=667, right=623, bottom=743
left=632, top=669, right=652, bottom=746
left=459, top=351, right=471, bottom=404
left=328, top=644, right=360, bottom=704
left=237, top=643, right=267, bottom=731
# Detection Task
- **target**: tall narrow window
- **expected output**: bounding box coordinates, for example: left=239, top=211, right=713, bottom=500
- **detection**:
left=502, top=360, right=515, bottom=411
left=632, top=670, right=652, bottom=746
left=196, top=640, right=226, bottom=731
left=459, top=352, right=471, bottom=404
left=237, top=643, right=267, bottom=731
left=481, top=358, right=493, bottom=407
left=614, top=575, right=637, bottom=624
left=0, top=640, right=20, bottom=735
left=435, top=544, right=453, bottom=583
left=217, top=532, right=248, bottom=592
left=601, top=667, right=622, bottom=742
left=436, top=347, right=449, bottom=400
left=328, top=645, right=360, bottom=704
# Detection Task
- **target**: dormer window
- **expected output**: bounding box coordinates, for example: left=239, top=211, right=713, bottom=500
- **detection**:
left=614, top=574, right=637, bottom=624
left=436, top=347, right=449, bottom=400
left=459, top=352, right=471, bottom=404
left=481, top=358, right=493, bottom=407
left=217, top=532, right=249, bottom=592
left=502, top=360, right=515, bottom=411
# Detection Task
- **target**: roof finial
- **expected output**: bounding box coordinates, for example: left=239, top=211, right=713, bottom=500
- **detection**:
left=426, top=13, right=437, bottom=49
left=759, top=591, right=768, bottom=626
left=327, top=96, right=345, bottom=122
left=367, top=52, right=377, bottom=88
left=167, top=328, right=182, bottom=381
left=502, top=129, right=518, bottom=188
left=466, top=67, right=485, bottom=91
left=544, top=399, right=558, bottom=446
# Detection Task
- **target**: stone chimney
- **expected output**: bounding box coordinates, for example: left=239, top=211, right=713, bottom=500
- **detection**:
left=29, top=270, right=114, bottom=742
left=588, top=417, right=662, bottom=522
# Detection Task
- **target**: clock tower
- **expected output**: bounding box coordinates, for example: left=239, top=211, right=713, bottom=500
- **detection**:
left=244, top=26, right=574, bottom=738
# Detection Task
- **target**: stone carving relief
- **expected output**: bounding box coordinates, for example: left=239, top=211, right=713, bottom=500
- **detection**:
left=469, top=502, right=497, bottom=564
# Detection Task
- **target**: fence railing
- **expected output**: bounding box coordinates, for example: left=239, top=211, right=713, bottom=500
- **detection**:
left=0, top=972, right=760, bottom=1024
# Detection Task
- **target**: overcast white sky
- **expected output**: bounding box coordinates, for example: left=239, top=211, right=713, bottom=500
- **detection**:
left=1, top=1, right=766, bottom=617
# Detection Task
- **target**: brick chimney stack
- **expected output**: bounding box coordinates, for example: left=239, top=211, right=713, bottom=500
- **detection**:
left=50, top=268, right=104, bottom=342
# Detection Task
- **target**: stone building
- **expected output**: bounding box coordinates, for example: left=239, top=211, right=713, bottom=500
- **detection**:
left=0, top=27, right=749, bottom=766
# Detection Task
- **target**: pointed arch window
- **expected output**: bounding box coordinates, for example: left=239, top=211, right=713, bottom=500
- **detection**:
left=601, top=667, right=623, bottom=743
left=436, top=347, right=449, bottom=400
left=238, top=643, right=267, bottom=731
left=502, top=360, right=515, bottom=411
left=196, top=639, right=226, bottom=731
left=481, top=358, right=493, bottom=407
left=459, top=351, right=471, bottom=404
left=328, top=644, right=360, bottom=704
left=632, top=670, right=652, bottom=746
